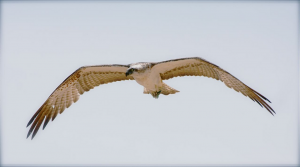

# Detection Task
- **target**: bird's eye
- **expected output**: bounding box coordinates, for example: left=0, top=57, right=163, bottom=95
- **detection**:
left=131, top=69, right=134, bottom=71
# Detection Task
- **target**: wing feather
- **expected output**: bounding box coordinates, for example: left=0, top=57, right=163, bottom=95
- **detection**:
left=87, top=74, right=95, bottom=86
left=152, top=57, right=274, bottom=115
left=78, top=77, right=88, bottom=91
left=60, top=91, right=66, bottom=114
left=90, top=73, right=100, bottom=84
left=66, top=86, right=72, bottom=108
left=83, top=74, right=93, bottom=91
left=43, top=107, right=53, bottom=130
left=27, top=65, right=133, bottom=139
left=52, top=94, right=61, bottom=121
left=72, top=86, right=80, bottom=103
left=76, top=81, right=85, bottom=95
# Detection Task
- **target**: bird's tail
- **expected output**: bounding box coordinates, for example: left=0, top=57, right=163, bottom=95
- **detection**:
left=143, top=83, right=179, bottom=98
left=160, top=82, right=179, bottom=95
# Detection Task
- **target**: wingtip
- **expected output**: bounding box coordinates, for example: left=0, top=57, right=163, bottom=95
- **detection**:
left=31, top=132, right=37, bottom=140
left=267, top=107, right=276, bottom=116
left=26, top=131, right=31, bottom=139
left=26, top=120, right=33, bottom=128
left=42, top=119, right=49, bottom=130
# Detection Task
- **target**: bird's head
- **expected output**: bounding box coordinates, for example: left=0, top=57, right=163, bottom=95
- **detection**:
left=126, top=63, right=149, bottom=77
left=125, top=68, right=136, bottom=77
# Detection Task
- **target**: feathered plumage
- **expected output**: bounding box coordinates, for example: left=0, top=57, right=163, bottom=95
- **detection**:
left=27, top=57, right=275, bottom=139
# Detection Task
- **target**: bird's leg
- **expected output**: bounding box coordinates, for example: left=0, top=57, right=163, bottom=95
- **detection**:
left=157, top=90, right=161, bottom=98
left=151, top=90, right=161, bottom=99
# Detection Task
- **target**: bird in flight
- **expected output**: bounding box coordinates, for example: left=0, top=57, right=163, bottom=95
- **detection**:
left=27, top=57, right=275, bottom=139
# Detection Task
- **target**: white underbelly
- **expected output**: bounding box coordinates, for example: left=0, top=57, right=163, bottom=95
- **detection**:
left=132, top=70, right=162, bottom=91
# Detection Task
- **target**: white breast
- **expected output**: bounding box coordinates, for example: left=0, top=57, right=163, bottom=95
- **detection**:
left=132, top=69, right=162, bottom=92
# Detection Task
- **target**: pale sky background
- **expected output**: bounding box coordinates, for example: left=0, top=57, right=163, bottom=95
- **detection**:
left=0, top=1, right=299, bottom=166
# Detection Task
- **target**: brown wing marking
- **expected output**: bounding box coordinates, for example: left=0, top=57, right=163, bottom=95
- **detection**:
left=27, top=65, right=133, bottom=139
left=152, top=57, right=275, bottom=115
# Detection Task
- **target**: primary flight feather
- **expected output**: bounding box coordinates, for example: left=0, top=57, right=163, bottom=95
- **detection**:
left=27, top=57, right=275, bottom=139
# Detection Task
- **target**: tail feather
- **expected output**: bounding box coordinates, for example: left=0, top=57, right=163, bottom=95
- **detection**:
left=143, top=82, right=179, bottom=98
left=160, top=83, right=179, bottom=95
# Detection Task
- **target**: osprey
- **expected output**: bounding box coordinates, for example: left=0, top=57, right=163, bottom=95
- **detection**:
left=27, top=57, right=275, bottom=139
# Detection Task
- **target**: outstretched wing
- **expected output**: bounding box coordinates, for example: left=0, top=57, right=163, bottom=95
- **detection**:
left=151, top=57, right=275, bottom=115
left=27, top=64, right=133, bottom=139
